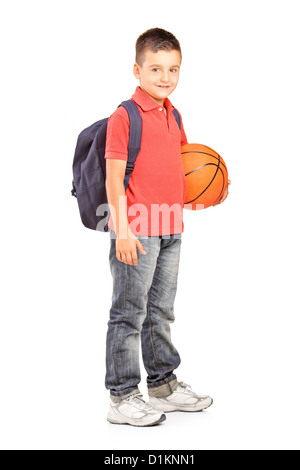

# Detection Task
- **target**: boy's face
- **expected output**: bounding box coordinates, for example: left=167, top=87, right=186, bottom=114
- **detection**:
left=133, top=49, right=181, bottom=106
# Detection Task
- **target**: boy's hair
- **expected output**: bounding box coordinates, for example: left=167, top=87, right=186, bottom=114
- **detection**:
left=135, top=28, right=181, bottom=66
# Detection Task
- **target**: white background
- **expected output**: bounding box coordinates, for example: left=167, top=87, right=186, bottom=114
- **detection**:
left=1, top=0, right=299, bottom=450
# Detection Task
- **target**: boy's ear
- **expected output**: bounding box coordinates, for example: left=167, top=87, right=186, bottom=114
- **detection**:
left=133, top=62, right=141, bottom=79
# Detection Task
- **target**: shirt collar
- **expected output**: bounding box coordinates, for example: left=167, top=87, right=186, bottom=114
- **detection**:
left=131, top=86, right=174, bottom=112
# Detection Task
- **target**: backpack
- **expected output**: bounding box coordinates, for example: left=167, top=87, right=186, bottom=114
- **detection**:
left=71, top=99, right=182, bottom=232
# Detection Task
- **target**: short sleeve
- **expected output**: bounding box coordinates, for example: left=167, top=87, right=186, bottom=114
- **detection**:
left=104, top=108, right=129, bottom=161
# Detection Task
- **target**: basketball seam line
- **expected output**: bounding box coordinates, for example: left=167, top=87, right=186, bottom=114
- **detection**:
left=185, top=157, right=223, bottom=205
left=182, top=151, right=227, bottom=169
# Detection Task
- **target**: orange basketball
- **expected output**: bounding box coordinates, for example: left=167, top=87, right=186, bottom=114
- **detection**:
left=181, top=143, right=228, bottom=210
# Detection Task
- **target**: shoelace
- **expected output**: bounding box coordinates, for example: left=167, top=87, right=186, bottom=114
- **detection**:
left=126, top=393, right=153, bottom=410
left=176, top=382, right=195, bottom=395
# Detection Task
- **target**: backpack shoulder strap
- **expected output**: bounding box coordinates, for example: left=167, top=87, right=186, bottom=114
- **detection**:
left=118, top=100, right=142, bottom=190
left=172, top=108, right=181, bottom=131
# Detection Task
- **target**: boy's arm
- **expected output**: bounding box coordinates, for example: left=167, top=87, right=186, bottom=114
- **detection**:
left=105, top=110, right=146, bottom=264
left=105, top=159, right=146, bottom=264
left=105, top=159, right=129, bottom=238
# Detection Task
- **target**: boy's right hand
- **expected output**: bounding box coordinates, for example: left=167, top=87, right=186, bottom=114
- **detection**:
left=116, top=230, right=146, bottom=265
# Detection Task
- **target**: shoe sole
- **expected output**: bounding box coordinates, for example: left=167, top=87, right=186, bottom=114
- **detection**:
left=151, top=398, right=213, bottom=413
left=107, top=413, right=166, bottom=427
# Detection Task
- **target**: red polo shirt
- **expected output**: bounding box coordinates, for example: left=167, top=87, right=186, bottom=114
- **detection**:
left=104, top=86, right=188, bottom=236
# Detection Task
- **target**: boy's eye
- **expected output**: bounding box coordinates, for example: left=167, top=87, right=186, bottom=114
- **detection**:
left=152, top=68, right=178, bottom=73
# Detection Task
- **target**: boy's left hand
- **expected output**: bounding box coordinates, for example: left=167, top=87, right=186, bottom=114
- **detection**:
left=213, top=179, right=231, bottom=206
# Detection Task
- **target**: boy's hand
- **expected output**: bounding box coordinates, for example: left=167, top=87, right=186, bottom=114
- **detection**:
left=116, top=230, right=146, bottom=265
left=213, top=179, right=231, bottom=206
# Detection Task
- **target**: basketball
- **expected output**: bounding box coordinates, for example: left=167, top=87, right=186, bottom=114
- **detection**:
left=181, top=143, right=228, bottom=210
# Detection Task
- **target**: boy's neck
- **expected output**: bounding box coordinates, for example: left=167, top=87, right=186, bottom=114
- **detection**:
left=139, top=86, right=166, bottom=107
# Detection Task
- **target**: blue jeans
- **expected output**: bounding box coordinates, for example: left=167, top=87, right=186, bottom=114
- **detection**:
left=105, top=231, right=182, bottom=399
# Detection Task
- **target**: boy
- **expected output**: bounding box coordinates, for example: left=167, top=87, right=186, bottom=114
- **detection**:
left=104, top=28, right=229, bottom=427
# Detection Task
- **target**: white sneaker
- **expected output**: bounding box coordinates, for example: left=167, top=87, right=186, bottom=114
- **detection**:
left=149, top=382, right=213, bottom=412
left=107, top=393, right=166, bottom=427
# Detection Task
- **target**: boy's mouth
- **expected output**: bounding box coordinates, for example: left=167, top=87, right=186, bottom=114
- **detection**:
left=157, top=85, right=170, bottom=89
